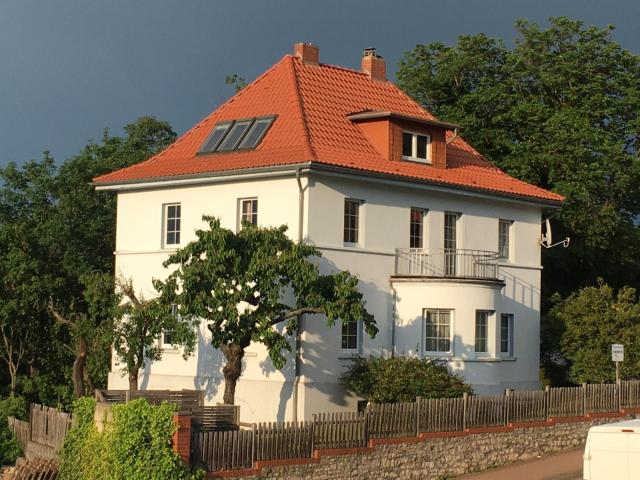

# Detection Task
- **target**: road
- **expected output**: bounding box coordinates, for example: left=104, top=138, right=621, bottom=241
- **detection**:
left=456, top=448, right=583, bottom=480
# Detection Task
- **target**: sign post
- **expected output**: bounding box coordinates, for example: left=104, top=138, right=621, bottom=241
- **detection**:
left=612, top=344, right=624, bottom=383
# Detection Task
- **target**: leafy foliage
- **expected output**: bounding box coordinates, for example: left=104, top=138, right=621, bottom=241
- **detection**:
left=397, top=17, right=640, bottom=299
left=0, top=116, right=176, bottom=403
left=112, top=278, right=198, bottom=390
left=0, top=395, right=28, bottom=465
left=58, top=397, right=202, bottom=480
left=156, top=217, right=377, bottom=403
left=548, top=280, right=640, bottom=384
left=341, top=356, right=472, bottom=403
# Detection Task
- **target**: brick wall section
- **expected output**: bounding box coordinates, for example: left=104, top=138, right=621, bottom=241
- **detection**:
left=209, top=414, right=637, bottom=479
left=172, top=413, right=192, bottom=464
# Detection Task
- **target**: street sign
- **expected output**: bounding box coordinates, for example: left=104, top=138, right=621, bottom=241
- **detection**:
left=612, top=344, right=624, bottom=362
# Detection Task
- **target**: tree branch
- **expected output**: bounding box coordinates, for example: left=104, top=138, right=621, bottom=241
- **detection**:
left=269, top=307, right=325, bottom=326
left=116, top=277, right=142, bottom=308
left=47, top=297, right=75, bottom=328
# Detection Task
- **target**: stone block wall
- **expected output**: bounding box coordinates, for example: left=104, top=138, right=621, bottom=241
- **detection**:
left=211, top=415, right=634, bottom=479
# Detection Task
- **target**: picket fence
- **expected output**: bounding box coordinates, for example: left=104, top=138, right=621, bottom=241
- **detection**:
left=191, top=380, right=640, bottom=472
left=7, top=403, right=73, bottom=459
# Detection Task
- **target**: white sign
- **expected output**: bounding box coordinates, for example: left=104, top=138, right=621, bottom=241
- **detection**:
left=612, top=344, right=624, bottom=362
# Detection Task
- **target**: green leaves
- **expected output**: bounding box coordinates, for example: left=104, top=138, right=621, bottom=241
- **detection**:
left=549, top=280, right=640, bottom=383
left=397, top=17, right=640, bottom=297
left=157, top=216, right=377, bottom=374
left=341, top=356, right=472, bottom=404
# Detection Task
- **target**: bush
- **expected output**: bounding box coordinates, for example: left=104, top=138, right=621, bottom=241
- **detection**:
left=341, top=356, right=472, bottom=403
left=0, top=395, right=28, bottom=465
left=58, top=397, right=202, bottom=480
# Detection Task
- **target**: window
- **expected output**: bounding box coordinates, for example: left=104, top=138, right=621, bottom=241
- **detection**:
left=500, top=314, right=514, bottom=356
left=499, top=219, right=512, bottom=260
left=239, top=198, right=258, bottom=227
left=161, top=304, right=179, bottom=348
left=343, top=199, right=361, bottom=244
left=410, top=208, right=425, bottom=249
left=164, top=203, right=181, bottom=246
left=198, top=117, right=276, bottom=154
left=238, top=118, right=273, bottom=149
left=444, top=212, right=458, bottom=275
left=402, top=131, right=431, bottom=163
left=424, top=309, right=452, bottom=353
left=341, top=320, right=360, bottom=351
left=475, top=311, right=490, bottom=354
left=199, top=122, right=233, bottom=153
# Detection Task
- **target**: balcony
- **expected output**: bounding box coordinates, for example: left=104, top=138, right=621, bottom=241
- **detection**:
left=394, top=248, right=500, bottom=281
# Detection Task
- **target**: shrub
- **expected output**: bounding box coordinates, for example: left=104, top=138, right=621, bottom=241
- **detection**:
left=341, top=355, right=472, bottom=403
left=58, top=397, right=202, bottom=480
left=0, top=395, right=28, bottom=465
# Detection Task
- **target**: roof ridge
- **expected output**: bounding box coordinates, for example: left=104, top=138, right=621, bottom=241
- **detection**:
left=289, top=56, right=317, bottom=160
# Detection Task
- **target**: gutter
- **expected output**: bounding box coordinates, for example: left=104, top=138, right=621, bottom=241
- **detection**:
left=292, top=168, right=305, bottom=422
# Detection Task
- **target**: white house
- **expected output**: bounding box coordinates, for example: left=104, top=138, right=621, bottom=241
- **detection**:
left=94, top=43, right=564, bottom=422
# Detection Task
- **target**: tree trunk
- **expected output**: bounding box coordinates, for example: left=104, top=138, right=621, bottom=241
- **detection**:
left=72, top=337, right=88, bottom=398
left=129, top=367, right=139, bottom=391
left=221, top=344, right=245, bottom=405
left=8, top=362, right=17, bottom=397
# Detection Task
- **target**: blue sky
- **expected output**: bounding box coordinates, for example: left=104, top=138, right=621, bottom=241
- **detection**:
left=1, top=0, right=638, bottom=166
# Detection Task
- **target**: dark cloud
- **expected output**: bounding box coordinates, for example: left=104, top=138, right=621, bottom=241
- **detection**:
left=0, top=0, right=637, bottom=166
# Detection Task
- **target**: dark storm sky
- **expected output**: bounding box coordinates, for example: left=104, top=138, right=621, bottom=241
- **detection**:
left=1, top=0, right=638, bottom=166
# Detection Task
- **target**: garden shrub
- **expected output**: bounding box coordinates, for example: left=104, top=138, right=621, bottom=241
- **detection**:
left=341, top=355, right=472, bottom=403
left=58, top=397, right=202, bottom=480
left=0, top=395, right=28, bottom=465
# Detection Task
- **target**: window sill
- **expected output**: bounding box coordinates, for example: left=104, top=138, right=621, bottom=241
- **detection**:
left=402, top=156, right=431, bottom=165
left=423, top=353, right=454, bottom=360
left=343, top=242, right=362, bottom=249
left=338, top=351, right=361, bottom=359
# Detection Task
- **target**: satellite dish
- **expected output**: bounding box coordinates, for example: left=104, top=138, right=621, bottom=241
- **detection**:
left=540, top=219, right=570, bottom=249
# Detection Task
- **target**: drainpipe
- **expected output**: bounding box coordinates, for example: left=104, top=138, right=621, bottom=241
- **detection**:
left=390, top=283, right=397, bottom=358
left=292, top=168, right=305, bottom=422
left=446, top=128, right=459, bottom=145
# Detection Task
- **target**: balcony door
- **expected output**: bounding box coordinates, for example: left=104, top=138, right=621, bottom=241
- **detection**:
left=444, top=212, right=458, bottom=276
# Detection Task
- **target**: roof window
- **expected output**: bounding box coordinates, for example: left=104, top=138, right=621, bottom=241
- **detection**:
left=198, top=116, right=275, bottom=154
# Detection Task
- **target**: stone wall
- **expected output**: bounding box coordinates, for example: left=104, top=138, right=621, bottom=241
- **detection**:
left=212, top=415, right=633, bottom=479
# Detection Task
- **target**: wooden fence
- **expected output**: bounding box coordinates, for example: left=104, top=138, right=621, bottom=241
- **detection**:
left=7, top=404, right=73, bottom=460
left=192, top=380, right=640, bottom=472
left=95, top=389, right=204, bottom=411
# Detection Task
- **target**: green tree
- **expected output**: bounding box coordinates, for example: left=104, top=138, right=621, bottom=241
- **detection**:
left=341, top=356, right=472, bottom=403
left=397, top=17, right=640, bottom=298
left=156, top=217, right=377, bottom=405
left=0, top=116, right=177, bottom=402
left=549, top=280, right=640, bottom=383
left=113, top=278, right=198, bottom=391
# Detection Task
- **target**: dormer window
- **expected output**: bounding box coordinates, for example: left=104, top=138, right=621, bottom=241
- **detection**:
left=402, top=131, right=431, bottom=164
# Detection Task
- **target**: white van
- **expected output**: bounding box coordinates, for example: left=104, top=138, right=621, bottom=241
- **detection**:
left=583, top=419, right=640, bottom=479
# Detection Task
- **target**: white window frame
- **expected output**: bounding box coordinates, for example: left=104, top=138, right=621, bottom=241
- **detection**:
left=238, top=197, right=258, bottom=230
left=423, top=308, right=453, bottom=356
left=340, top=319, right=362, bottom=355
left=159, top=304, right=179, bottom=351
left=498, top=219, right=513, bottom=261
left=409, top=207, right=427, bottom=249
left=474, top=310, right=491, bottom=355
left=163, top=203, right=181, bottom=248
left=499, top=313, right=514, bottom=357
left=402, top=130, right=432, bottom=164
left=343, top=198, right=364, bottom=247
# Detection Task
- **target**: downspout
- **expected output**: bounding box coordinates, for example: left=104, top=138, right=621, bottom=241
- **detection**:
left=446, top=127, right=459, bottom=145
left=390, top=283, right=397, bottom=357
left=292, top=168, right=305, bottom=422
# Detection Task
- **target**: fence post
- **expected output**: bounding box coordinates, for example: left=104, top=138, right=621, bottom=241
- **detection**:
left=544, top=385, right=550, bottom=421
left=617, top=379, right=622, bottom=413
left=462, top=392, right=468, bottom=431
left=251, top=423, right=256, bottom=466
left=415, top=397, right=421, bottom=436
left=364, top=404, right=370, bottom=446
left=505, top=389, right=512, bottom=426
left=125, top=390, right=131, bottom=403
left=171, top=412, right=192, bottom=465
left=582, top=382, right=588, bottom=416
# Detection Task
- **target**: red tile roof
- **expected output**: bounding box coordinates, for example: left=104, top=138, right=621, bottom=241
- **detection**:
left=94, top=55, right=563, bottom=204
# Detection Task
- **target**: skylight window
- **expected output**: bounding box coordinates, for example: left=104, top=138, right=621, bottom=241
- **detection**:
left=199, top=122, right=233, bottom=153
left=198, top=116, right=276, bottom=154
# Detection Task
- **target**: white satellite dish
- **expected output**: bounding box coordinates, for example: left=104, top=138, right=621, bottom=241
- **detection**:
left=540, top=219, right=570, bottom=249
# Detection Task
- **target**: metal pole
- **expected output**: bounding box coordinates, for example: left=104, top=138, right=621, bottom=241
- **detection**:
left=616, top=361, right=620, bottom=384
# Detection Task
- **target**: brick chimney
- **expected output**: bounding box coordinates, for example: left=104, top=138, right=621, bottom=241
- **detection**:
left=361, top=48, right=386, bottom=81
left=294, top=42, right=319, bottom=65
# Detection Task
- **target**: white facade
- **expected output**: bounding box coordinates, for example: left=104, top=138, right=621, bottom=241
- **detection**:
left=105, top=167, right=544, bottom=422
